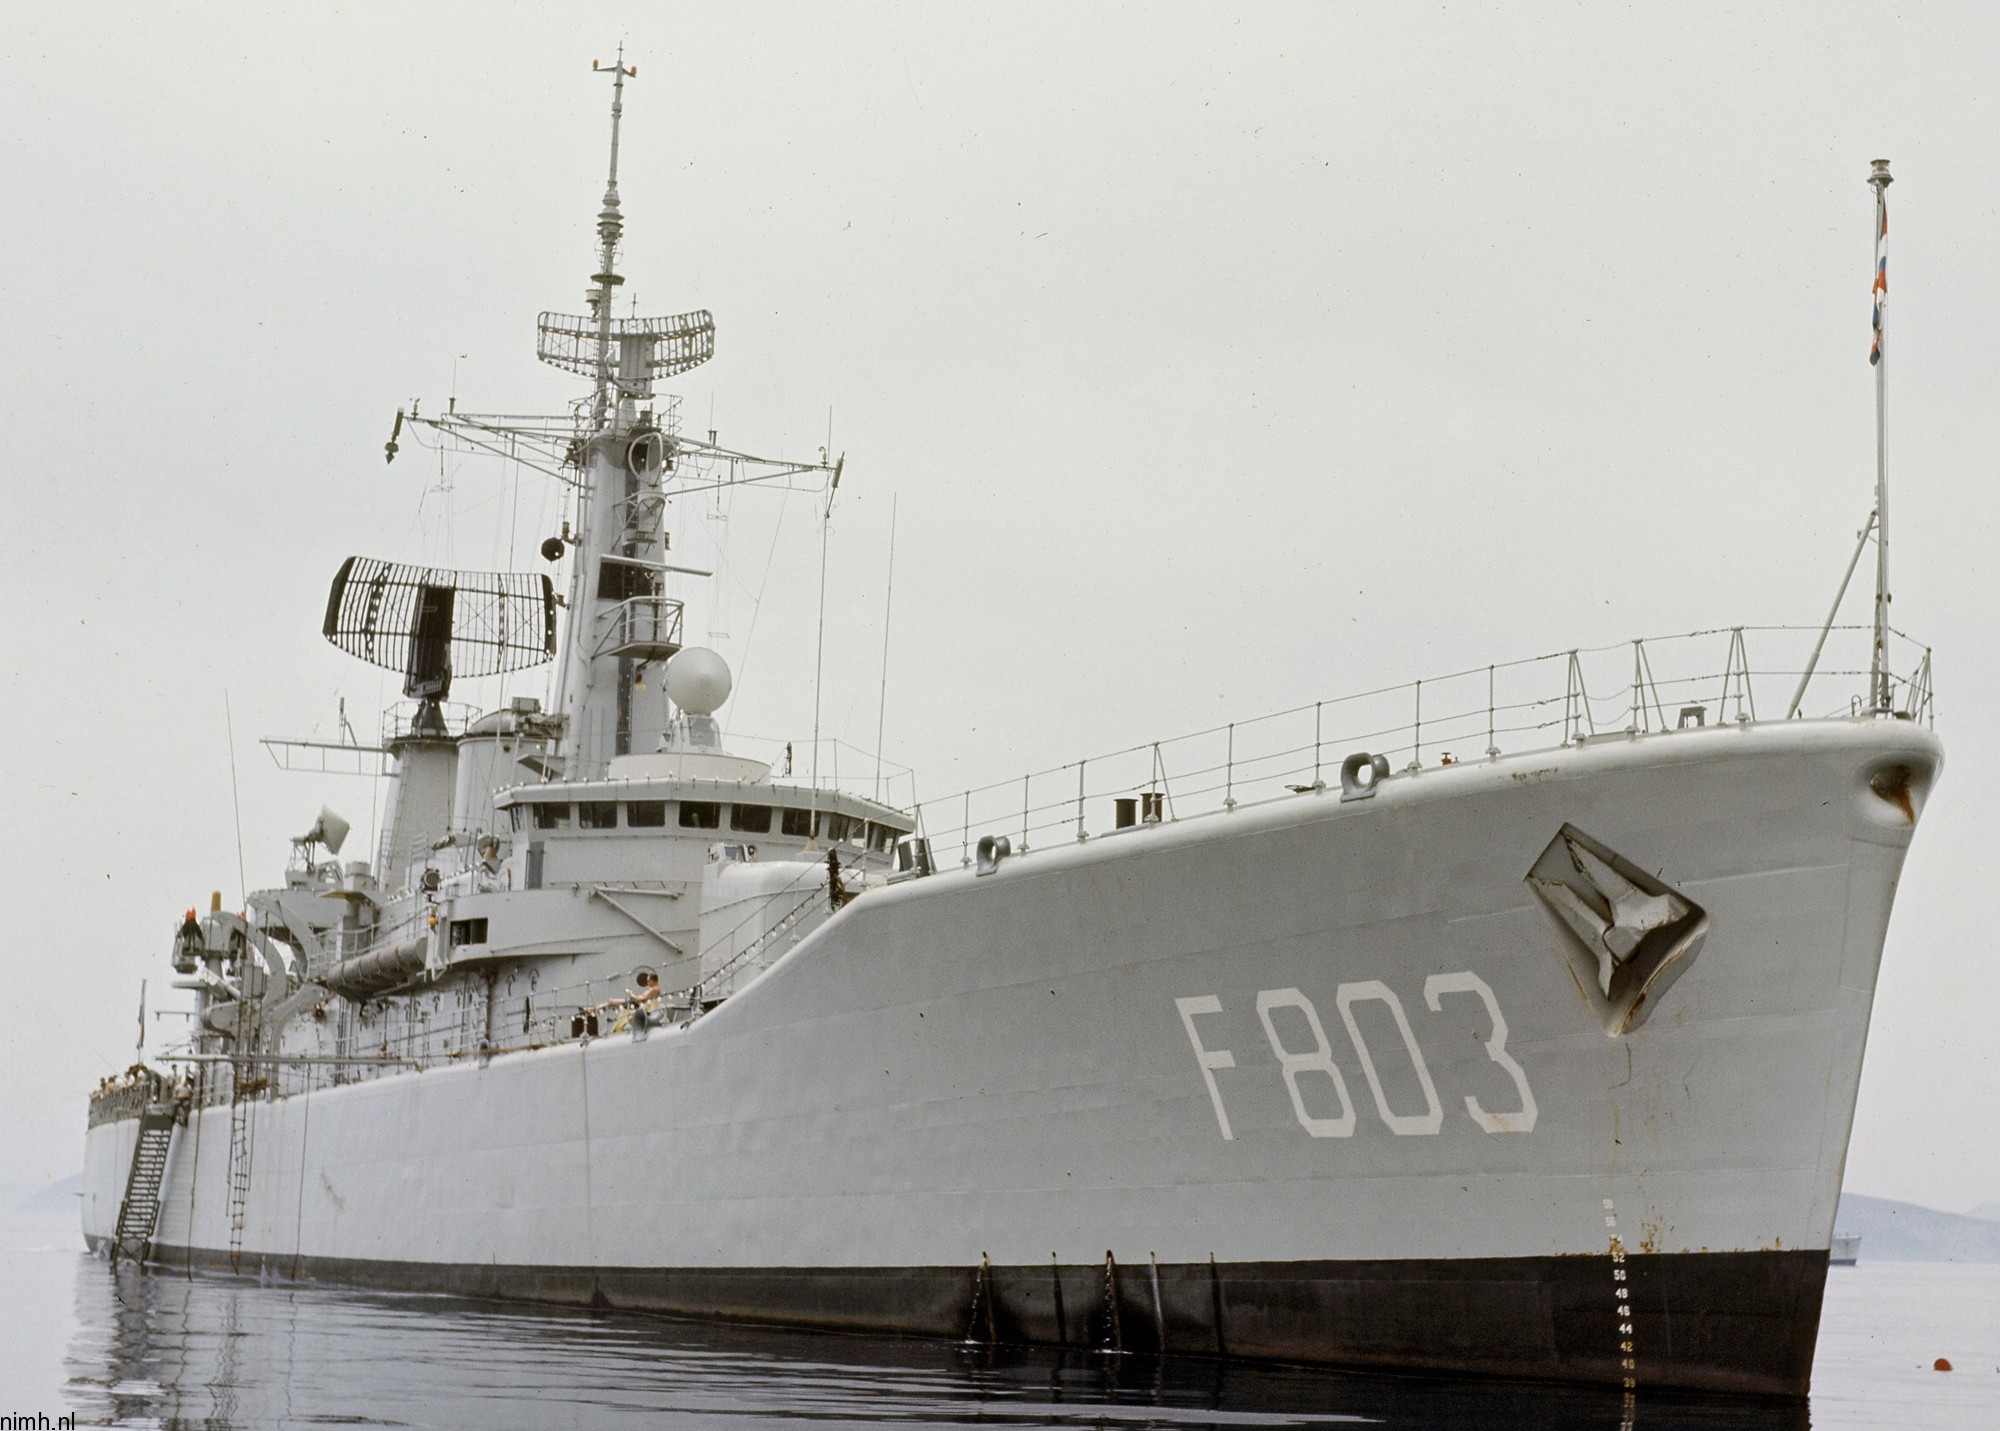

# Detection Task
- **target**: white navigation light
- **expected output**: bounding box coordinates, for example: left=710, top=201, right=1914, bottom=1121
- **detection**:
left=665, top=647, right=733, bottom=716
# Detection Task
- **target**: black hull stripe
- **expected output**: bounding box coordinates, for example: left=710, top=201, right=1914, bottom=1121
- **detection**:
left=101, top=1241, right=1825, bottom=1399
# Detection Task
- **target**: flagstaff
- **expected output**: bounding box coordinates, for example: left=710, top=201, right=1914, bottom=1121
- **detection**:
left=1868, top=158, right=1893, bottom=712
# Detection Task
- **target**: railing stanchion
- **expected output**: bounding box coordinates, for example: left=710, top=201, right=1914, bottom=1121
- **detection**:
left=1313, top=702, right=1323, bottom=788
left=1565, top=650, right=1590, bottom=743
left=961, top=792, right=971, bottom=868
left=1485, top=664, right=1498, bottom=758
left=1021, top=774, right=1031, bottom=853
left=1629, top=639, right=1643, bottom=734
left=1224, top=725, right=1236, bottom=808
left=1409, top=680, right=1423, bottom=771
left=1076, top=761, right=1087, bottom=841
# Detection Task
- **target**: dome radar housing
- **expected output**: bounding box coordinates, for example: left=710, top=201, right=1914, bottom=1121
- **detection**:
left=665, top=647, right=732, bottom=716
left=664, top=647, right=732, bottom=750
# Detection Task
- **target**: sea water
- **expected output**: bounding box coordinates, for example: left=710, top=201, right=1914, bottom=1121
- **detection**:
left=6, top=1204, right=1993, bottom=1430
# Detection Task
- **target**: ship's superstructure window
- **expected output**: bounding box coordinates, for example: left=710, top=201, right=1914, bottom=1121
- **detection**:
left=449, top=917, right=489, bottom=946
left=731, top=804, right=773, bottom=834
left=868, top=823, right=895, bottom=853
left=596, top=555, right=661, bottom=601
left=628, top=800, right=667, bottom=827
left=680, top=801, right=722, bottom=829
left=826, top=813, right=866, bottom=847
left=781, top=808, right=817, bottom=838
left=579, top=801, right=618, bottom=830
left=509, top=806, right=527, bottom=832
left=533, top=803, right=571, bottom=830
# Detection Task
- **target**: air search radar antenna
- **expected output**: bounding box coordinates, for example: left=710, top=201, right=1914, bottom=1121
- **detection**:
left=320, top=557, right=558, bottom=734
left=536, top=49, right=715, bottom=427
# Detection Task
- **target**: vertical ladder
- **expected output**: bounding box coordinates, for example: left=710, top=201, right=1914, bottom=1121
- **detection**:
left=225, top=1062, right=257, bottom=1269
left=112, top=1106, right=178, bottom=1262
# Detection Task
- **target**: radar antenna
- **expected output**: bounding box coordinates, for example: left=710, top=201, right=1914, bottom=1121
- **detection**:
left=536, top=49, right=716, bottom=424
left=322, top=557, right=558, bottom=731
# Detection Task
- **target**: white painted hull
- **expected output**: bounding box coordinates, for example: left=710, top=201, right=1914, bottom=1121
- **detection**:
left=84, top=718, right=1938, bottom=1394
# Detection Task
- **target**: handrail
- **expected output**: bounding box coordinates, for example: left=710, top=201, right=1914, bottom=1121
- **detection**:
left=924, top=624, right=1935, bottom=864
left=593, top=594, right=686, bottom=659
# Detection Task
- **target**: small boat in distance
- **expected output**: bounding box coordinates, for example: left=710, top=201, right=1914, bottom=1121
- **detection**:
left=1830, top=1234, right=1863, bottom=1267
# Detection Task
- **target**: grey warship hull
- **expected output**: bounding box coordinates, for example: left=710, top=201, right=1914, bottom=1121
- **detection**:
left=87, top=717, right=1938, bottom=1398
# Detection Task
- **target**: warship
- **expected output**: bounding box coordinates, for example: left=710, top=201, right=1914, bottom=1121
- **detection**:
left=83, top=68, right=1940, bottom=1400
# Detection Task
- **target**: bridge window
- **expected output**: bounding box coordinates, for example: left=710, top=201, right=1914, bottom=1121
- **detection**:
left=628, top=800, right=667, bottom=828
left=533, top=803, right=571, bottom=830
left=868, top=822, right=896, bottom=853
left=781, top=808, right=817, bottom=838
left=578, top=801, right=618, bottom=830
left=679, top=801, right=721, bottom=830
left=731, top=804, right=773, bottom=834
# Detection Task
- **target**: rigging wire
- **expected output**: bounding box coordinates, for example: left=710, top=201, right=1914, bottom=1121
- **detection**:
left=720, top=485, right=793, bottom=719
left=223, top=691, right=248, bottom=907
left=496, top=435, right=524, bottom=713
left=809, top=493, right=832, bottom=812
left=368, top=671, right=385, bottom=869
left=873, top=494, right=897, bottom=802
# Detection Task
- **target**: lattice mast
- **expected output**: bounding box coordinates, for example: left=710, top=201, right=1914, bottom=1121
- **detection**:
left=536, top=53, right=715, bottom=775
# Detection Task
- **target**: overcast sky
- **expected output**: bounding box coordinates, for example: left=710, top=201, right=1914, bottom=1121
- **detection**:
left=3, top=3, right=1996, bottom=1214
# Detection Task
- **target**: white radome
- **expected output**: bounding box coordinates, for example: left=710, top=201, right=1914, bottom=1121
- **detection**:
left=665, top=647, right=732, bottom=715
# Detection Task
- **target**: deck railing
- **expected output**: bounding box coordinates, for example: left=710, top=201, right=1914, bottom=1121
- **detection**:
left=145, top=623, right=1933, bottom=1103
left=594, top=594, right=686, bottom=661
left=921, top=624, right=1934, bottom=866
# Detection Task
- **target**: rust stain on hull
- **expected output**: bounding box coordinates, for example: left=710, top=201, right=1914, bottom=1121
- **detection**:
left=1869, top=763, right=1917, bottom=824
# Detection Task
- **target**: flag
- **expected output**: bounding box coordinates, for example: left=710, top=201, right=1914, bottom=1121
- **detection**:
left=1870, top=201, right=1887, bottom=366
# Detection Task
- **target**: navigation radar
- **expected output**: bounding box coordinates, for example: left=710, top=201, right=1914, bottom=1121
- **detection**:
left=322, top=556, right=558, bottom=703
left=664, top=647, right=732, bottom=715
left=537, top=310, right=715, bottom=397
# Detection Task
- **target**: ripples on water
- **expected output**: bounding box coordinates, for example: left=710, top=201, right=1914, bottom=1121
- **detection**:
left=8, top=1208, right=1988, bottom=1431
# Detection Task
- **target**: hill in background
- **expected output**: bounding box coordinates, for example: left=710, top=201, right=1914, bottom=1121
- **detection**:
left=3, top=1175, right=81, bottom=1216
left=1837, top=1193, right=2000, bottom=1262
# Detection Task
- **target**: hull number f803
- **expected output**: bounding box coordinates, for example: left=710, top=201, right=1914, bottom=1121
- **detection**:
left=1175, top=973, right=1538, bottom=1142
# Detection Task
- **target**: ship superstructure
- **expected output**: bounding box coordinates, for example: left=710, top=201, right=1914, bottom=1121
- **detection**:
left=83, top=69, right=1942, bottom=1401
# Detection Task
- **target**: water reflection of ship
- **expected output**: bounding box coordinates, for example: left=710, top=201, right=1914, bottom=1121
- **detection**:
left=60, top=1258, right=1812, bottom=1431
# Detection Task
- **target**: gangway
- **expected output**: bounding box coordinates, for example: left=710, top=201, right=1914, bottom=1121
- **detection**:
left=111, top=1105, right=178, bottom=1262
